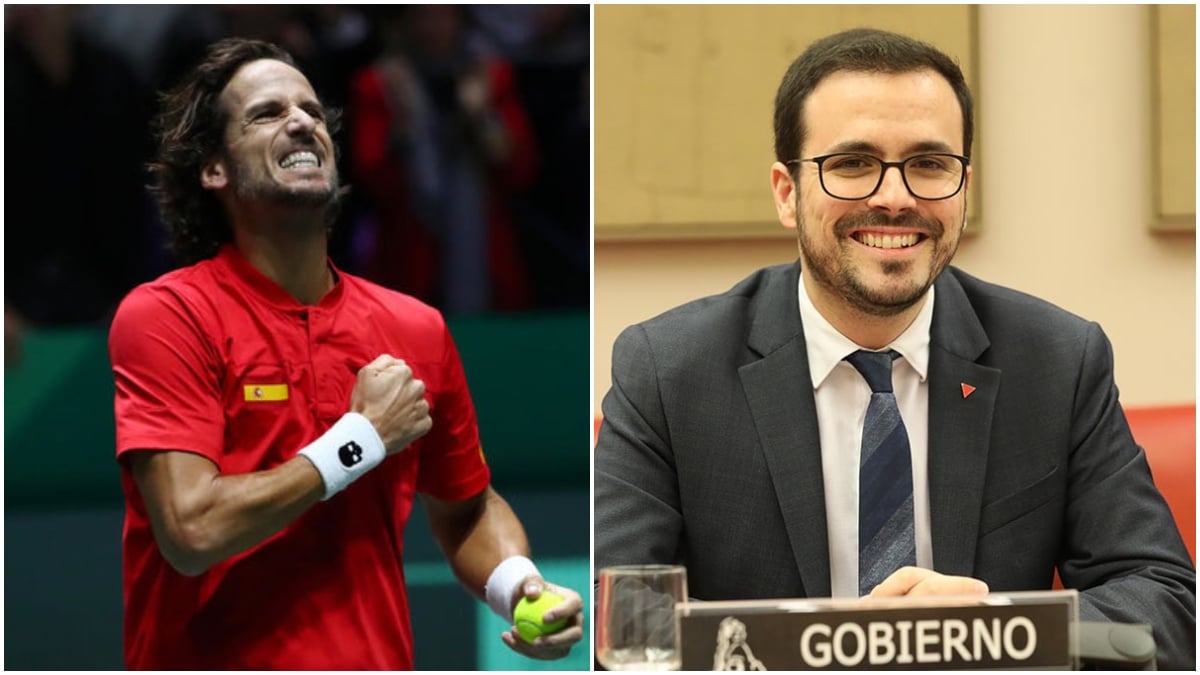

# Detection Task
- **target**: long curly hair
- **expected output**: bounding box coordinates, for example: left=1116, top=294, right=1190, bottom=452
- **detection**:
left=149, top=38, right=343, bottom=265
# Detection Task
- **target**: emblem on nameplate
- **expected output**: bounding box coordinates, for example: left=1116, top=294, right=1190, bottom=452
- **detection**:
left=713, top=617, right=768, bottom=671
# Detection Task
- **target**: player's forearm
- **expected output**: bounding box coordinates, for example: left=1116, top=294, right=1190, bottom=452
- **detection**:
left=427, top=488, right=531, bottom=604
left=138, top=452, right=325, bottom=576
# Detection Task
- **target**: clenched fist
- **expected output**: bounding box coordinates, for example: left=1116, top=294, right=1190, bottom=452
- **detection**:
left=350, top=354, right=433, bottom=454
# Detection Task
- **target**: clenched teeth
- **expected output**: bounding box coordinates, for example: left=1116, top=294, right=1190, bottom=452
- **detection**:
left=854, top=232, right=921, bottom=249
left=280, top=151, right=319, bottom=169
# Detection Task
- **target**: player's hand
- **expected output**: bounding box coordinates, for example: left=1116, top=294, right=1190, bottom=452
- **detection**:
left=350, top=354, right=432, bottom=455
left=501, top=576, right=584, bottom=660
left=865, top=566, right=989, bottom=598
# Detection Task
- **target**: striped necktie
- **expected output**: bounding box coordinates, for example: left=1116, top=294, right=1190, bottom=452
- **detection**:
left=844, top=349, right=916, bottom=596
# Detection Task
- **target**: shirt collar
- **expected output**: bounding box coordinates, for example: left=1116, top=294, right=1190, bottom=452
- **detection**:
left=214, top=243, right=345, bottom=313
left=796, top=271, right=934, bottom=389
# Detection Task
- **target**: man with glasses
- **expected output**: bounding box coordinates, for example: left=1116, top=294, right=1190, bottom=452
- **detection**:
left=595, top=28, right=1194, bottom=669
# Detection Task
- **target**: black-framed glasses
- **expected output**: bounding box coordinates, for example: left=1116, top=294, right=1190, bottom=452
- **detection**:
left=788, top=153, right=969, bottom=201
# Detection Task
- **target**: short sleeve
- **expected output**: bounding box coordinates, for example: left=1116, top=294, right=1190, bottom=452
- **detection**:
left=415, top=322, right=490, bottom=500
left=109, top=284, right=225, bottom=465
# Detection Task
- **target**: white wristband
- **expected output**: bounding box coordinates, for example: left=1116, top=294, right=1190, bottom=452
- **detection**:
left=485, top=555, right=540, bottom=622
left=297, top=412, right=387, bottom=500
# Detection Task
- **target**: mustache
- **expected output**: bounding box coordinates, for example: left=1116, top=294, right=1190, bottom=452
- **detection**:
left=834, top=211, right=944, bottom=238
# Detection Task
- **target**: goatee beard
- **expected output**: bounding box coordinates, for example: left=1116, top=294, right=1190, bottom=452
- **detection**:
left=798, top=210, right=948, bottom=318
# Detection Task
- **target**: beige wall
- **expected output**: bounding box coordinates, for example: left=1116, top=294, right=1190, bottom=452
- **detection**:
left=594, top=4, right=1196, bottom=412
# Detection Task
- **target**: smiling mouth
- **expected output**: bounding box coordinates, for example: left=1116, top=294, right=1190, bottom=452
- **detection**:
left=852, top=232, right=925, bottom=249
left=279, top=150, right=320, bottom=170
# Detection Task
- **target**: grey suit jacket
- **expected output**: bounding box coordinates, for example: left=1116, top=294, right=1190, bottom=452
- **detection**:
left=595, top=262, right=1195, bottom=669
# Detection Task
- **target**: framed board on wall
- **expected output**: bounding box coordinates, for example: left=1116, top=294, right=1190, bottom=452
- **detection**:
left=595, top=5, right=980, bottom=240
left=1150, top=4, right=1195, bottom=232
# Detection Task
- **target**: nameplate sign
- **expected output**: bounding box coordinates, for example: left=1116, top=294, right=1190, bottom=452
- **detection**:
left=679, top=591, right=1078, bottom=670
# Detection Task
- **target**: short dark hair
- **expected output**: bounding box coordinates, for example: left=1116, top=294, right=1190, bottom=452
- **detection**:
left=149, top=38, right=342, bottom=265
left=773, top=28, right=974, bottom=167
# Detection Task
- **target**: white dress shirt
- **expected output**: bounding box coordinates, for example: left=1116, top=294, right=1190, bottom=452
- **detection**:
left=796, top=272, right=935, bottom=598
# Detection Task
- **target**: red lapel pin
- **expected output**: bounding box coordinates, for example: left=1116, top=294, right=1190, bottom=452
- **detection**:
left=961, top=383, right=976, bottom=399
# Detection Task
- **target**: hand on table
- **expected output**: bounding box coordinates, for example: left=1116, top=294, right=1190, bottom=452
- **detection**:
left=865, top=566, right=989, bottom=598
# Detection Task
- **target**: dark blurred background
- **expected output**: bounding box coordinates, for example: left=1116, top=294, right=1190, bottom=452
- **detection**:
left=4, top=4, right=590, bottom=670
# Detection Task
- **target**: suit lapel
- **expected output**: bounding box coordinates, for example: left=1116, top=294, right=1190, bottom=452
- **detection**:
left=927, top=270, right=1001, bottom=577
left=738, top=263, right=832, bottom=597
left=734, top=266, right=999, bottom=592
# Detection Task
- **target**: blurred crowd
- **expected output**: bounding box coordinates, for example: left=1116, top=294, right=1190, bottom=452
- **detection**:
left=5, top=4, right=589, bottom=360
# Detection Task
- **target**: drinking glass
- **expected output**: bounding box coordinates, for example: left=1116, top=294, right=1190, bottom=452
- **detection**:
left=596, top=564, right=687, bottom=671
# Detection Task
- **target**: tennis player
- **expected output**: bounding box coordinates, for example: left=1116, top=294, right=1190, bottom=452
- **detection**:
left=108, top=38, right=582, bottom=669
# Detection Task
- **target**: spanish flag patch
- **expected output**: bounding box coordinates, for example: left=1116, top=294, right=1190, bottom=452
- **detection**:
left=244, top=384, right=289, bottom=401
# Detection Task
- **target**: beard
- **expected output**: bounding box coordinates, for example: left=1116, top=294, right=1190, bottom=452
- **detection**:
left=230, top=157, right=341, bottom=211
left=797, top=204, right=961, bottom=318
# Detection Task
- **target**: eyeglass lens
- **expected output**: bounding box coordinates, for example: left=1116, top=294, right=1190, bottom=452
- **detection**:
left=819, top=154, right=964, bottom=200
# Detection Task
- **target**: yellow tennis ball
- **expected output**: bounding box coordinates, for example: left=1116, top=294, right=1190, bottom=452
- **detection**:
left=513, top=590, right=568, bottom=643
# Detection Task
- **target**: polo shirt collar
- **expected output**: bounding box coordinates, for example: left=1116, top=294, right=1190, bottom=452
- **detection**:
left=797, top=270, right=933, bottom=389
left=215, top=244, right=345, bottom=312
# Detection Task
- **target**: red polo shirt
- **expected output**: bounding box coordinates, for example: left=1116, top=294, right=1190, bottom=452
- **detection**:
left=109, top=245, right=490, bottom=669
